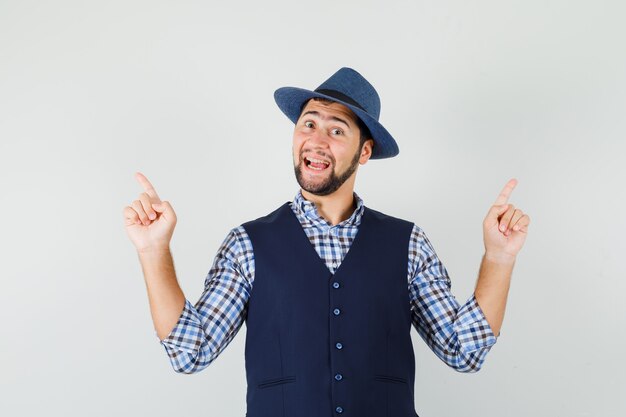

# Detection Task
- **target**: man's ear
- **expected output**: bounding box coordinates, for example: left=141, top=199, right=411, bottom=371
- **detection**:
left=359, top=139, right=374, bottom=164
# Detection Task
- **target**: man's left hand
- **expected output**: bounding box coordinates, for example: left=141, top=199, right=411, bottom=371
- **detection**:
left=482, top=178, right=531, bottom=263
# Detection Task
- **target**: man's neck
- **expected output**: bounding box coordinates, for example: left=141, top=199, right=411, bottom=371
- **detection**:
left=301, top=186, right=357, bottom=226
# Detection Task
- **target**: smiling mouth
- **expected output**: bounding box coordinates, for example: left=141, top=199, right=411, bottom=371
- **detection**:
left=304, top=156, right=331, bottom=171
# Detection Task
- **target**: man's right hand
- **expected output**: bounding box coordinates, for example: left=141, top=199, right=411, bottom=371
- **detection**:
left=123, top=171, right=177, bottom=253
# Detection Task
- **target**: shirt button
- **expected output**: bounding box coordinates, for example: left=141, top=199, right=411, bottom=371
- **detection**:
left=335, top=406, right=344, bottom=413
left=333, top=308, right=341, bottom=316
left=334, top=373, right=343, bottom=381
left=332, top=262, right=338, bottom=268
left=332, top=282, right=340, bottom=289
left=335, top=342, right=343, bottom=349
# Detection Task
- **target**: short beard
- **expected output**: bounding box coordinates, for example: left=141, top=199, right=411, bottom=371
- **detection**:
left=294, top=146, right=361, bottom=196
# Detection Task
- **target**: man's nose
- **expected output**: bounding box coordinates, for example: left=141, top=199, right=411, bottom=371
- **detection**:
left=307, top=129, right=331, bottom=146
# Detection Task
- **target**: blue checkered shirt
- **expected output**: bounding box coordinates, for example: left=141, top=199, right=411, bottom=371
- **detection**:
left=159, top=190, right=497, bottom=374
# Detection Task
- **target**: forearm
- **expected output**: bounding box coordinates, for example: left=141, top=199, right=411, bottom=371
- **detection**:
left=137, top=247, right=186, bottom=341
left=473, top=252, right=515, bottom=337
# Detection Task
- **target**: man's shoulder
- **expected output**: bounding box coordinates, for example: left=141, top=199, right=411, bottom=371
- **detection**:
left=241, top=201, right=292, bottom=228
left=363, top=205, right=415, bottom=228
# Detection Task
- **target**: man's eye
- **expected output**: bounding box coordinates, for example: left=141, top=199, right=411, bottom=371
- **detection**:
left=304, top=121, right=314, bottom=128
left=332, top=128, right=343, bottom=135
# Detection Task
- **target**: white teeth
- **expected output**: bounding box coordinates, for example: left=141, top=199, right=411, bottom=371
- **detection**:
left=305, top=157, right=330, bottom=165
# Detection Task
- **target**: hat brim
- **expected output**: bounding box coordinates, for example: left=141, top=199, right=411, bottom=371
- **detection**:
left=274, top=87, right=399, bottom=159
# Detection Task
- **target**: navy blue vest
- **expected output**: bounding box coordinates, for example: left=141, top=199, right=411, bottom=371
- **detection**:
left=242, top=202, right=419, bottom=417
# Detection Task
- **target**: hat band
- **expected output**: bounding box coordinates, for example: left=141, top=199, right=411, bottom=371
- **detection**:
left=314, top=88, right=365, bottom=112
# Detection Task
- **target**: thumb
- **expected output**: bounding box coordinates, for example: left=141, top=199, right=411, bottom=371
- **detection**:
left=487, top=203, right=510, bottom=220
left=151, top=200, right=176, bottom=224
left=495, top=203, right=510, bottom=215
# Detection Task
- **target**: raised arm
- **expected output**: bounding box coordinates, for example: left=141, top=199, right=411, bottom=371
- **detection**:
left=123, top=171, right=184, bottom=340
left=123, top=172, right=253, bottom=373
left=475, top=178, right=530, bottom=336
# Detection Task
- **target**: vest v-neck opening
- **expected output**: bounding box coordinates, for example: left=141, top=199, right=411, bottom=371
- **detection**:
left=284, top=202, right=370, bottom=277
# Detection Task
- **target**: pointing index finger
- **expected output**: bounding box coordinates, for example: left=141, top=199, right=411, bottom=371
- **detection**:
left=494, top=178, right=518, bottom=206
left=135, top=171, right=161, bottom=201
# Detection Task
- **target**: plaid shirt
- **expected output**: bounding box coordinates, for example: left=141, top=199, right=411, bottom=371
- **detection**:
left=159, top=190, right=497, bottom=374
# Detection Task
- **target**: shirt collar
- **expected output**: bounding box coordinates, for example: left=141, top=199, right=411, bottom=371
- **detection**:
left=292, top=189, right=365, bottom=228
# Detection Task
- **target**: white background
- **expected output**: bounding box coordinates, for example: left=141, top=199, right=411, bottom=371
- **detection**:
left=1, top=1, right=625, bottom=416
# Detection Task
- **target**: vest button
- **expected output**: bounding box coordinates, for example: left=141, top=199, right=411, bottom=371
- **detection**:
left=332, top=282, right=340, bottom=289
left=335, top=342, right=343, bottom=349
left=335, top=406, right=344, bottom=413
left=334, top=373, right=343, bottom=381
left=333, top=308, right=341, bottom=316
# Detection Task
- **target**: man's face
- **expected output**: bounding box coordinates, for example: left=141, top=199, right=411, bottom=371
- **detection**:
left=292, top=99, right=372, bottom=196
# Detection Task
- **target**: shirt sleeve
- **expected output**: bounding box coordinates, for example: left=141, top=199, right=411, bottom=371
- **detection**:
left=158, top=226, right=254, bottom=374
left=408, top=224, right=497, bottom=373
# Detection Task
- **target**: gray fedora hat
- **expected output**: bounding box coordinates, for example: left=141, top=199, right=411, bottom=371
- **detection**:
left=273, top=67, right=399, bottom=159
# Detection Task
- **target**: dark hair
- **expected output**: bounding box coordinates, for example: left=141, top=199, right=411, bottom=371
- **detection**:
left=300, top=97, right=373, bottom=150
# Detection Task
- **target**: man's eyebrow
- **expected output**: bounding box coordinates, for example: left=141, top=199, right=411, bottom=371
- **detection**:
left=301, top=111, right=352, bottom=129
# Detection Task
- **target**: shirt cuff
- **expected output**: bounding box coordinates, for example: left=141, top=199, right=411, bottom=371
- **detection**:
left=158, top=298, right=204, bottom=354
left=454, top=293, right=498, bottom=353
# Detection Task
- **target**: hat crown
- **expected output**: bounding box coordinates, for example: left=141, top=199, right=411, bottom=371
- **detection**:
left=315, top=67, right=381, bottom=120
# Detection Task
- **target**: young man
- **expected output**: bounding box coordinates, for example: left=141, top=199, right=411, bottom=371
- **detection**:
left=123, top=67, right=530, bottom=417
